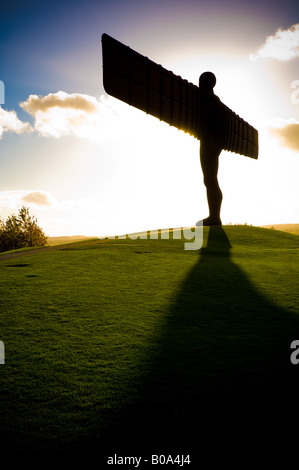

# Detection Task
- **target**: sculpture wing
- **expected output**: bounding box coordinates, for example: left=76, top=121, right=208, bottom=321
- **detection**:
left=102, top=33, right=258, bottom=159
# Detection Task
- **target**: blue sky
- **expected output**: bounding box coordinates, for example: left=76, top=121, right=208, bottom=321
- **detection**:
left=0, top=0, right=298, bottom=236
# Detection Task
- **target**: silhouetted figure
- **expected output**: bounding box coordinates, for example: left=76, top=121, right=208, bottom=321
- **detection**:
left=198, top=72, right=223, bottom=226
left=102, top=34, right=258, bottom=226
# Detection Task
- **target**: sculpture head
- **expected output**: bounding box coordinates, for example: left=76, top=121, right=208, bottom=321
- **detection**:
left=199, top=72, right=216, bottom=92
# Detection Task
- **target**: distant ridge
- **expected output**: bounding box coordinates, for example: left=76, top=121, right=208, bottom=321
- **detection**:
left=260, top=224, right=299, bottom=236
left=47, top=235, right=96, bottom=246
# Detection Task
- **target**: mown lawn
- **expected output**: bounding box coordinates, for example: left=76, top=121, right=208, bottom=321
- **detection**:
left=0, top=226, right=298, bottom=463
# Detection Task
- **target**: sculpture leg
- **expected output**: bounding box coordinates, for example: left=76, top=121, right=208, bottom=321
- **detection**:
left=200, top=139, right=223, bottom=226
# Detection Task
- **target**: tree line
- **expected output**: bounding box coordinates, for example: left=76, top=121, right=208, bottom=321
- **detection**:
left=0, top=206, right=47, bottom=252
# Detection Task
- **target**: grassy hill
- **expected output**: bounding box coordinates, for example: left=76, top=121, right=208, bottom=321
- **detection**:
left=0, top=226, right=298, bottom=463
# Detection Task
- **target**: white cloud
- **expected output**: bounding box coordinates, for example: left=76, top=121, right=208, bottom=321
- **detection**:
left=0, top=190, right=55, bottom=211
left=250, top=23, right=299, bottom=61
left=21, top=92, right=98, bottom=113
left=19, top=90, right=163, bottom=145
left=20, top=91, right=119, bottom=143
left=268, top=118, right=299, bottom=151
left=3, top=90, right=169, bottom=146
left=21, top=191, right=53, bottom=206
left=0, top=106, right=32, bottom=138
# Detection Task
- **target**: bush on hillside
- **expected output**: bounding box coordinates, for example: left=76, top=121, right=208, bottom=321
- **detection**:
left=0, top=206, right=47, bottom=252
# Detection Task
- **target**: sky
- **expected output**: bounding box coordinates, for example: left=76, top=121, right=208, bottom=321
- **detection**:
left=0, top=0, right=298, bottom=237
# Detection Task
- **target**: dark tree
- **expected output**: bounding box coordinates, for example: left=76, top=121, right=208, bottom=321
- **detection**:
left=0, top=206, right=47, bottom=252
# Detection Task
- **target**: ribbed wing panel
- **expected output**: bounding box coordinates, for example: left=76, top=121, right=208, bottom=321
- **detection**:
left=102, top=34, right=258, bottom=159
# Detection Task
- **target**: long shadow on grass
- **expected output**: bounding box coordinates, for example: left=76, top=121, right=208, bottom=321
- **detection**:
left=89, top=227, right=299, bottom=463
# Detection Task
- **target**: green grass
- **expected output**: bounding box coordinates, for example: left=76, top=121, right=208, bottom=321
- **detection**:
left=0, top=226, right=299, bottom=459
